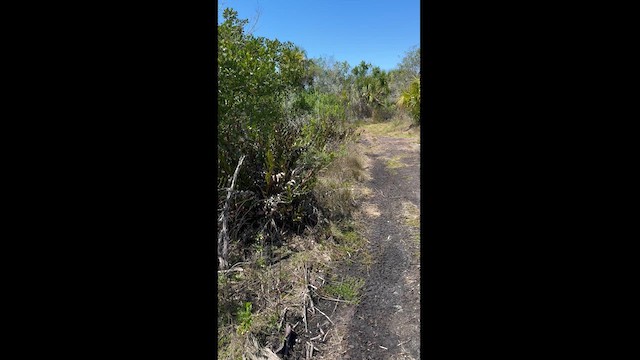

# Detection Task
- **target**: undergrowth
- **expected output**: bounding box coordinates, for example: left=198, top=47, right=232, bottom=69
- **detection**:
left=323, top=276, right=365, bottom=304
left=217, top=133, right=372, bottom=359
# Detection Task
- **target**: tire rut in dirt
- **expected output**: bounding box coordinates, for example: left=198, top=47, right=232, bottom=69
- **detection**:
left=343, top=153, right=419, bottom=359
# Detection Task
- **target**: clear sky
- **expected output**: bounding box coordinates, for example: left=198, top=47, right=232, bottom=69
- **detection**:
left=218, top=0, right=420, bottom=71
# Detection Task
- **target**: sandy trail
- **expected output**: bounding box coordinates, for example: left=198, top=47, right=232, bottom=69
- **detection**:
left=333, top=129, right=421, bottom=360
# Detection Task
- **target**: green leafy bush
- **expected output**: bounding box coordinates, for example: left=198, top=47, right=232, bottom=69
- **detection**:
left=217, top=8, right=353, bottom=268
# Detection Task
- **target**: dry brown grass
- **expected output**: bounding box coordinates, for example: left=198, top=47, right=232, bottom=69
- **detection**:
left=401, top=201, right=420, bottom=229
left=361, top=202, right=381, bottom=218
left=360, top=116, right=420, bottom=140
left=314, top=141, right=371, bottom=220
left=385, top=155, right=407, bottom=171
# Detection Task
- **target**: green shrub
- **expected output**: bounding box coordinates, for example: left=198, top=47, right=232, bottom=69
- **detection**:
left=217, top=8, right=352, bottom=264
left=236, top=301, right=253, bottom=335
left=397, top=77, right=420, bottom=125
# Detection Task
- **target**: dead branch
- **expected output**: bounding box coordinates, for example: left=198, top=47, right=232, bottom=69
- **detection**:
left=218, top=154, right=246, bottom=270
left=396, top=339, right=412, bottom=348
left=217, top=267, right=244, bottom=274
left=246, top=5, right=262, bottom=36
left=330, top=295, right=340, bottom=317
left=304, top=264, right=314, bottom=312
left=315, top=307, right=334, bottom=326
left=303, top=296, right=308, bottom=333
left=303, top=262, right=315, bottom=335
left=274, top=323, right=297, bottom=357
left=258, top=348, right=281, bottom=360
left=305, top=341, right=319, bottom=359
left=322, top=328, right=330, bottom=342
left=308, top=293, right=316, bottom=314
left=277, top=307, right=288, bottom=332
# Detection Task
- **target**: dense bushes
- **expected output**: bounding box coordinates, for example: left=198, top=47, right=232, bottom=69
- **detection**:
left=217, top=9, right=352, bottom=268
left=390, top=47, right=421, bottom=124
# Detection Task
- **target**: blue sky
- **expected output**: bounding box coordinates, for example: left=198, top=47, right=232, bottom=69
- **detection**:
left=218, top=0, right=420, bottom=71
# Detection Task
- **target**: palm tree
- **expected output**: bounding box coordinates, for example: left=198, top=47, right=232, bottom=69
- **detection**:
left=397, top=76, right=420, bottom=124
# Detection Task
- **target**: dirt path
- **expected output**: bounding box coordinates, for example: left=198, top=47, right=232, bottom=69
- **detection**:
left=327, top=128, right=421, bottom=359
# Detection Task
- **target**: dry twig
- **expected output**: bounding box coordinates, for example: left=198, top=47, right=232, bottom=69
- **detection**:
left=303, top=297, right=308, bottom=333
left=311, top=290, right=355, bottom=304
left=331, top=295, right=340, bottom=317
left=315, top=307, right=334, bottom=325
left=396, top=339, right=412, bottom=348
left=217, top=267, right=244, bottom=274
left=277, top=307, right=288, bottom=332
left=307, top=293, right=316, bottom=315
left=274, top=323, right=296, bottom=357
left=305, top=342, right=320, bottom=359
left=306, top=342, right=313, bottom=359
left=322, top=328, right=330, bottom=342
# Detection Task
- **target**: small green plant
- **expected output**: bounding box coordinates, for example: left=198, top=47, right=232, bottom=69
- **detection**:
left=236, top=301, right=253, bottom=335
left=253, top=243, right=267, bottom=268
left=267, top=312, right=280, bottom=331
left=218, top=273, right=228, bottom=286
left=324, top=277, right=365, bottom=303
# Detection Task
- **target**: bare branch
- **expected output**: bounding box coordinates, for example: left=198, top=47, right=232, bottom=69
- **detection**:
left=322, top=328, right=330, bottom=342
left=302, top=296, right=308, bottom=333
left=315, top=307, right=334, bottom=326
left=330, top=295, right=340, bottom=317
left=218, top=154, right=245, bottom=270
left=301, top=263, right=309, bottom=332
left=246, top=4, right=262, bottom=35
left=396, top=339, right=412, bottom=348
left=217, top=267, right=244, bottom=274
left=277, top=307, right=288, bottom=332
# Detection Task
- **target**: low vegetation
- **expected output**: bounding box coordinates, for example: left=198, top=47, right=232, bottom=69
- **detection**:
left=401, top=201, right=421, bottom=229
left=322, top=276, right=365, bottom=304
left=361, top=116, right=420, bottom=139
